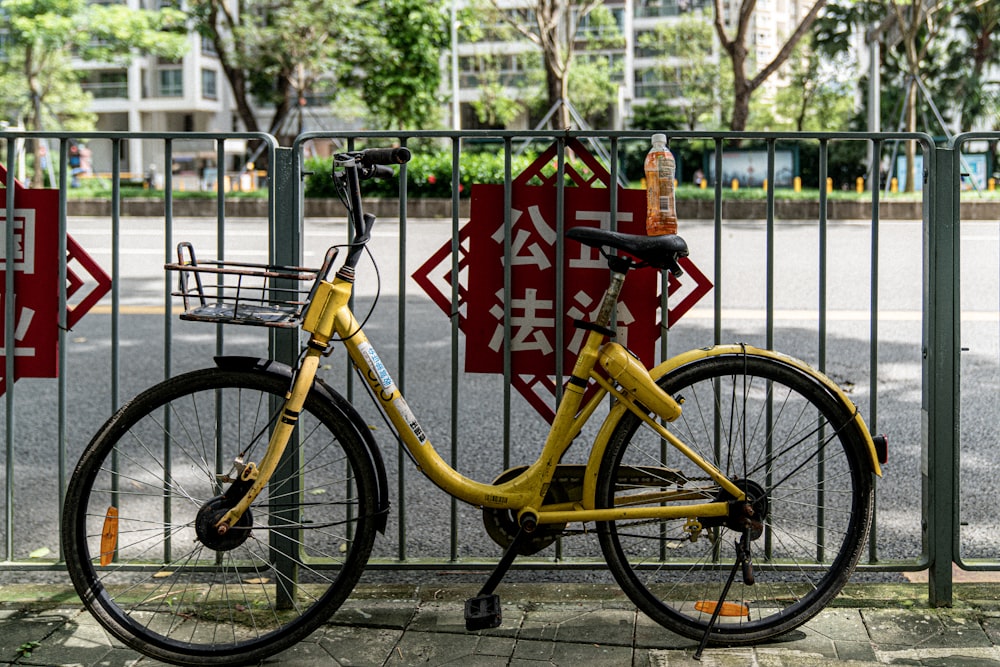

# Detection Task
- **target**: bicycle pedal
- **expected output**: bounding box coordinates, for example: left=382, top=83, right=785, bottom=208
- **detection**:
left=464, top=594, right=502, bottom=631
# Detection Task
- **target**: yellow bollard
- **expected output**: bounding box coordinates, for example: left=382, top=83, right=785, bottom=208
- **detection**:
left=856, top=177, right=865, bottom=193
left=699, top=179, right=707, bottom=190
left=762, top=178, right=768, bottom=191
left=826, top=177, right=833, bottom=194
left=731, top=178, right=739, bottom=191
left=794, top=176, right=802, bottom=193
left=990, top=177, right=996, bottom=192
left=890, top=177, right=898, bottom=193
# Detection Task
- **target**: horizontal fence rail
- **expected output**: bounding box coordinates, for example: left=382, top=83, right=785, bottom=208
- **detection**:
left=1, top=129, right=998, bottom=607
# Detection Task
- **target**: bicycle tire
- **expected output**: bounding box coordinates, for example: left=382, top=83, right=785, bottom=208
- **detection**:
left=596, top=352, right=874, bottom=645
left=62, top=368, right=380, bottom=666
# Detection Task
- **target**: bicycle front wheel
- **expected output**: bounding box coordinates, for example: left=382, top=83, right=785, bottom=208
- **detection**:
left=62, top=368, right=381, bottom=666
left=597, top=352, right=874, bottom=645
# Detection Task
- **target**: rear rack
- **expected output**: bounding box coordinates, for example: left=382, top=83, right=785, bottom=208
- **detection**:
left=165, top=242, right=337, bottom=328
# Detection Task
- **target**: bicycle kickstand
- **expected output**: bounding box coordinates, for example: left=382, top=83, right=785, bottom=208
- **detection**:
left=464, top=521, right=533, bottom=631
left=693, top=529, right=754, bottom=661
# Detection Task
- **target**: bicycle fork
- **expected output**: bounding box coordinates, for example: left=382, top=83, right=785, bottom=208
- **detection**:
left=212, top=273, right=352, bottom=535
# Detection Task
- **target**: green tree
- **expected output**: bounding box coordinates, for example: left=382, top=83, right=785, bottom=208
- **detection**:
left=639, top=12, right=722, bottom=130
left=488, top=0, right=608, bottom=129
left=712, top=0, right=828, bottom=131
left=467, top=53, right=533, bottom=128
left=357, top=0, right=450, bottom=130
left=0, top=0, right=187, bottom=184
left=190, top=0, right=363, bottom=143
left=943, top=0, right=1000, bottom=131
left=773, top=39, right=855, bottom=131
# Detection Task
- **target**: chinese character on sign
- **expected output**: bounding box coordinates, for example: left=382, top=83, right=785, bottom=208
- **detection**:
left=0, top=162, right=111, bottom=395
left=412, top=139, right=711, bottom=422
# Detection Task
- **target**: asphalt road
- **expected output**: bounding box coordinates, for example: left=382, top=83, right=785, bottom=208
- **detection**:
left=3, top=214, right=999, bottom=578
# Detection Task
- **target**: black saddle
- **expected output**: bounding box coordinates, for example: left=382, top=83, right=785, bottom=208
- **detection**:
left=566, top=227, right=689, bottom=276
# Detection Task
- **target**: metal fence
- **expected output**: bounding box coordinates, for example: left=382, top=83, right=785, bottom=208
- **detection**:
left=2, top=129, right=998, bottom=607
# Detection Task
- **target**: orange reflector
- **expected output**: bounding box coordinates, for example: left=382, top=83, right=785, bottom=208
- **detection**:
left=695, top=600, right=749, bottom=617
left=100, top=506, right=119, bottom=566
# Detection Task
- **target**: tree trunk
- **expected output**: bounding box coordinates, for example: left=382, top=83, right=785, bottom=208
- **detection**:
left=728, top=45, right=751, bottom=132
left=905, top=78, right=917, bottom=193
left=543, top=56, right=570, bottom=129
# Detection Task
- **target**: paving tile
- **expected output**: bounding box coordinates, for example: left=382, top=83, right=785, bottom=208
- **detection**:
left=633, top=612, right=696, bottom=650
left=316, top=625, right=405, bottom=666
left=474, top=633, right=516, bottom=659
left=546, top=608, right=636, bottom=647
left=511, top=637, right=553, bottom=662
left=549, top=640, right=633, bottom=665
left=862, top=608, right=992, bottom=651
left=389, top=629, right=480, bottom=664
left=332, top=600, right=417, bottom=630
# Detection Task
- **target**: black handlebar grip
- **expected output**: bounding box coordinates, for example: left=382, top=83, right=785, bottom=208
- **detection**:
left=360, top=147, right=411, bottom=167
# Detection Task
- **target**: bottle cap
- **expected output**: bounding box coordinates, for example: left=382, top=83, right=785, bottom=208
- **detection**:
left=651, top=133, right=667, bottom=145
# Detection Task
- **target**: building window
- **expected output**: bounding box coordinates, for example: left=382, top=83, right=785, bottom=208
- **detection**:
left=202, top=68, right=217, bottom=99
left=81, top=70, right=128, bottom=99
left=159, top=68, right=183, bottom=97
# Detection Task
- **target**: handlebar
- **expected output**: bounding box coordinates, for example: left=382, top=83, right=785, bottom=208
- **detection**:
left=332, top=146, right=410, bottom=273
left=358, top=147, right=411, bottom=167
left=334, top=147, right=411, bottom=172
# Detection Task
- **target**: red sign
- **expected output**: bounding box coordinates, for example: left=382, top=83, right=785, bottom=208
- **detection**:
left=413, top=139, right=712, bottom=422
left=0, top=163, right=111, bottom=395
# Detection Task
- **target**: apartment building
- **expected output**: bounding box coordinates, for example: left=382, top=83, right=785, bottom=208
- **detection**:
left=452, top=0, right=809, bottom=130
left=77, top=0, right=236, bottom=187
left=72, top=0, right=814, bottom=175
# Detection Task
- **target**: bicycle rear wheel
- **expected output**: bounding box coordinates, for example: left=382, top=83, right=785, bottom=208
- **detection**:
left=62, top=368, right=380, bottom=666
left=597, top=352, right=874, bottom=645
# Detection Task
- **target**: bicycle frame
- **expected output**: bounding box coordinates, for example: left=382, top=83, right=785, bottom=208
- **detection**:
left=214, top=253, right=744, bottom=534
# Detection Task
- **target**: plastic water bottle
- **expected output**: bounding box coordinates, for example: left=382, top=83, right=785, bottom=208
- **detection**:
left=644, top=133, right=677, bottom=235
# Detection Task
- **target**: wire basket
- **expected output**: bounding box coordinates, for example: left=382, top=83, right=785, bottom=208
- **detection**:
left=165, top=242, right=334, bottom=328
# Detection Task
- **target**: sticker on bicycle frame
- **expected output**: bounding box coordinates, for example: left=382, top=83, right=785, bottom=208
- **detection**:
left=359, top=342, right=396, bottom=397
left=393, top=396, right=427, bottom=444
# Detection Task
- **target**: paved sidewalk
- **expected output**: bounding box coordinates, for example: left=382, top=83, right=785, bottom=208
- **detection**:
left=2, top=581, right=1000, bottom=666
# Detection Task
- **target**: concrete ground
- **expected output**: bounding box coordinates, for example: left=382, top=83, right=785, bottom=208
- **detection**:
left=2, top=581, right=1000, bottom=666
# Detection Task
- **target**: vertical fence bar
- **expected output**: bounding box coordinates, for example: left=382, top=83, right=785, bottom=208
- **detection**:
left=554, top=139, right=566, bottom=407
left=713, top=140, right=723, bottom=347
left=816, top=139, right=829, bottom=562
left=271, top=145, right=301, bottom=605
left=763, top=139, right=776, bottom=560
left=502, top=138, right=513, bottom=470
left=449, top=137, right=461, bottom=561
left=923, top=145, right=958, bottom=606
left=869, top=138, right=882, bottom=563
left=215, top=139, right=226, bottom=361
left=164, top=139, right=174, bottom=379
left=162, top=140, right=174, bottom=562
left=4, top=137, right=17, bottom=560
left=109, top=138, right=122, bottom=521
left=396, top=137, right=409, bottom=560
left=817, top=140, right=828, bottom=373
left=57, top=140, right=69, bottom=561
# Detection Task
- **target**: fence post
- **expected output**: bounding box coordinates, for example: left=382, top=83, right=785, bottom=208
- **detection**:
left=270, top=145, right=303, bottom=606
left=923, top=145, right=959, bottom=606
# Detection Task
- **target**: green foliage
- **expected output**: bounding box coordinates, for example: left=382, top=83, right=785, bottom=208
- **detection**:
left=0, top=0, right=189, bottom=131
left=567, top=56, right=621, bottom=128
left=639, top=12, right=722, bottom=129
left=355, top=0, right=451, bottom=130
left=303, top=148, right=539, bottom=198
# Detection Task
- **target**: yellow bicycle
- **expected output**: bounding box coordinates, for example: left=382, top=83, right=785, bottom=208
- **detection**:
left=63, top=147, right=886, bottom=665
